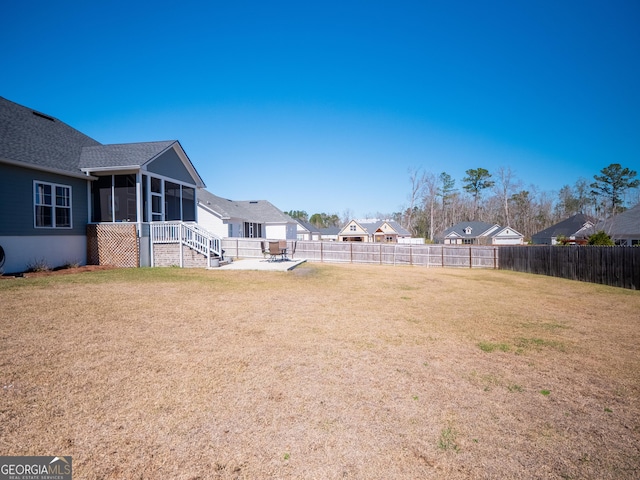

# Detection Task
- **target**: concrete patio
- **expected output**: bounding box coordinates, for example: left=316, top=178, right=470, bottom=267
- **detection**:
left=215, top=257, right=307, bottom=271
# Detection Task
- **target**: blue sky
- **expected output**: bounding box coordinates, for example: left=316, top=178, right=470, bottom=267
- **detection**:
left=2, top=0, right=639, bottom=217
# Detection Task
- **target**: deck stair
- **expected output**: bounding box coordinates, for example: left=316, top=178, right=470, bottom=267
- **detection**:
left=150, top=222, right=222, bottom=268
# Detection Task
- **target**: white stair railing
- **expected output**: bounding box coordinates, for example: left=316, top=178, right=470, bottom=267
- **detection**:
left=150, top=222, right=222, bottom=267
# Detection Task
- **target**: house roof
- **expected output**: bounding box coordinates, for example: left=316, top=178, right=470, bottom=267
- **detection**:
left=198, top=189, right=294, bottom=224
left=0, top=96, right=100, bottom=176
left=319, top=226, right=341, bottom=236
left=296, top=220, right=321, bottom=234
left=79, top=141, right=177, bottom=169
left=532, top=213, right=596, bottom=241
left=1, top=97, right=204, bottom=186
left=594, top=204, right=640, bottom=236
left=342, top=220, right=411, bottom=236
left=442, top=221, right=499, bottom=239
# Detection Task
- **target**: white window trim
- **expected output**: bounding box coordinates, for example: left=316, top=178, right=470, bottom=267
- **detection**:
left=34, top=180, right=72, bottom=229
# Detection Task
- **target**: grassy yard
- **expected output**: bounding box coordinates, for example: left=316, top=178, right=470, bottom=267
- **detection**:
left=1, top=264, right=639, bottom=479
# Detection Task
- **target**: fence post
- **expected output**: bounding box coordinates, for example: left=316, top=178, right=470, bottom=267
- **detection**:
left=320, top=241, right=323, bottom=263
left=350, top=242, right=353, bottom=263
left=493, top=247, right=497, bottom=269
left=469, top=246, right=472, bottom=268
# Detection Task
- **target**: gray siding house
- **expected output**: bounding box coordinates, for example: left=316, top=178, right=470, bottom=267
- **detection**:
left=594, top=204, right=640, bottom=246
left=531, top=213, right=596, bottom=245
left=0, top=97, right=214, bottom=273
left=197, top=189, right=297, bottom=240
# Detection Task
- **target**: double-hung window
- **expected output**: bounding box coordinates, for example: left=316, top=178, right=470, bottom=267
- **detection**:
left=34, top=181, right=71, bottom=228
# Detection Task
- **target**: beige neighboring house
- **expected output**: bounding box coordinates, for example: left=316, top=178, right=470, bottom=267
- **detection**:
left=197, top=189, right=297, bottom=240
left=338, top=219, right=412, bottom=243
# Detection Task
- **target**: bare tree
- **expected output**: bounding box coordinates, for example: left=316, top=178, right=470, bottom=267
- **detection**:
left=405, top=167, right=426, bottom=235
left=493, top=166, right=520, bottom=226
left=421, top=172, right=439, bottom=241
left=437, top=172, right=456, bottom=231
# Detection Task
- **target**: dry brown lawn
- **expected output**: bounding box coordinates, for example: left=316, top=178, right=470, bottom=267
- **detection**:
left=1, top=264, right=639, bottom=479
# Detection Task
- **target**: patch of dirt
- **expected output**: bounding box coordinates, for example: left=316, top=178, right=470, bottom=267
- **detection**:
left=1, top=265, right=118, bottom=279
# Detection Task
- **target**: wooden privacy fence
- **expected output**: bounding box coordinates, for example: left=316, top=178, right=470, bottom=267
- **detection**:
left=498, top=245, right=640, bottom=290
left=220, top=238, right=499, bottom=268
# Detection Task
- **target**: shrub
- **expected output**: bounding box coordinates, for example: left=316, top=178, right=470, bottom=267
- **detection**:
left=587, top=231, right=614, bottom=246
left=26, top=258, right=50, bottom=272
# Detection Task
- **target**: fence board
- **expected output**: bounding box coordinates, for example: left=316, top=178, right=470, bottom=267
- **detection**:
left=498, top=245, right=639, bottom=290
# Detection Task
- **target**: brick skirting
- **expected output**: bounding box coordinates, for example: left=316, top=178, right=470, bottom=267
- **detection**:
left=153, top=243, right=208, bottom=268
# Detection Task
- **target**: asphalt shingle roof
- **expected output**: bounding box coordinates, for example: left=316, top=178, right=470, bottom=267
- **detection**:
left=358, top=220, right=411, bottom=236
left=1, top=97, right=197, bottom=182
left=0, top=96, right=100, bottom=174
left=594, top=204, right=640, bottom=236
left=532, top=213, right=595, bottom=241
left=198, top=189, right=294, bottom=224
left=79, top=141, right=177, bottom=169
left=442, top=221, right=498, bottom=238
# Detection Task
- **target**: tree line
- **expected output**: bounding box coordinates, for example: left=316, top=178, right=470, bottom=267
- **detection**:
left=286, top=163, right=638, bottom=240
left=396, top=163, right=639, bottom=241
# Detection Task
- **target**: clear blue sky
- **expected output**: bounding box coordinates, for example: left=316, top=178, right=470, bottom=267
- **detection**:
left=2, top=0, right=639, bottom=217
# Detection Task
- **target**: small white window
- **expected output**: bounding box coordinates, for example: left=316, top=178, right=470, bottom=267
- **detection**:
left=464, top=226, right=472, bottom=235
left=350, top=225, right=357, bottom=231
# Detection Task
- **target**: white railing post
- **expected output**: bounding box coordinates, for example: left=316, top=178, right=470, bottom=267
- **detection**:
left=179, top=223, right=184, bottom=268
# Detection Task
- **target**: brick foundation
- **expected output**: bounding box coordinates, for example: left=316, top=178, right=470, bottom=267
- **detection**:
left=153, top=243, right=209, bottom=268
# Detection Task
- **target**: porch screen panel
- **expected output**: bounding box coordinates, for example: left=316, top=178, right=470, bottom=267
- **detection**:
left=165, top=181, right=181, bottom=221
left=182, top=186, right=195, bottom=222
left=92, top=176, right=113, bottom=222
left=114, top=174, right=137, bottom=222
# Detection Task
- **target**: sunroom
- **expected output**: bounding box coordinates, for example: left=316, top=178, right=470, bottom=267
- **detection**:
left=81, top=140, right=203, bottom=224
left=79, top=141, right=214, bottom=267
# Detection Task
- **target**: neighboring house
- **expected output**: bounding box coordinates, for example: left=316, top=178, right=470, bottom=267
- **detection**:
left=593, top=204, right=640, bottom=246
left=338, top=219, right=412, bottom=242
left=441, top=221, right=524, bottom=245
left=319, top=226, right=340, bottom=241
left=0, top=96, right=212, bottom=273
left=197, top=189, right=297, bottom=240
left=295, top=220, right=322, bottom=241
left=531, top=213, right=596, bottom=245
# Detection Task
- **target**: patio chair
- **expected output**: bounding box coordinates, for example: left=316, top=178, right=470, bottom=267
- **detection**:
left=268, top=241, right=285, bottom=262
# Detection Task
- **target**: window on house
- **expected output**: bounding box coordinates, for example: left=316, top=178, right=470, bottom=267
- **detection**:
left=243, top=222, right=263, bottom=238
left=151, top=177, right=163, bottom=221
left=350, top=225, right=356, bottom=231
left=34, top=181, right=71, bottom=228
left=463, top=238, right=473, bottom=245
